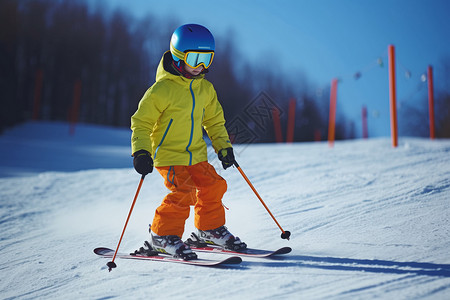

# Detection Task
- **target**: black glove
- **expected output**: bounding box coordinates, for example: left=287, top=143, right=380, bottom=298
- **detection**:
left=218, top=147, right=235, bottom=170
left=133, top=150, right=153, bottom=175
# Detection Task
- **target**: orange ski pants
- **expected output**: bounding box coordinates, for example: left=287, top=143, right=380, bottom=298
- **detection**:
left=151, top=161, right=227, bottom=237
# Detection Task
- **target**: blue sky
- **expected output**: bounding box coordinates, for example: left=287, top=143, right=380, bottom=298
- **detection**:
left=90, top=0, right=450, bottom=138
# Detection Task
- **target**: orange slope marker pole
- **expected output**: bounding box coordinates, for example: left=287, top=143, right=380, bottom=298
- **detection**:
left=286, top=98, right=296, bottom=143
left=362, top=105, right=368, bottom=139
left=69, top=79, right=82, bottom=135
left=427, top=65, right=435, bottom=139
left=328, top=78, right=338, bottom=147
left=388, top=44, right=398, bottom=147
left=272, top=107, right=283, bottom=143
left=32, top=69, right=44, bottom=120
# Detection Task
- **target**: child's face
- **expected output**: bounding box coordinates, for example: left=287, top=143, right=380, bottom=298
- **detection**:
left=184, top=64, right=204, bottom=76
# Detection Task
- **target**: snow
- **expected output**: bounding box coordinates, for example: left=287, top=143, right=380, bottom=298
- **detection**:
left=1, top=121, right=450, bottom=299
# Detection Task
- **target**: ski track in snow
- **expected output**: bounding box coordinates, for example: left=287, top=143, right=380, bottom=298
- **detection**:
left=0, top=121, right=450, bottom=299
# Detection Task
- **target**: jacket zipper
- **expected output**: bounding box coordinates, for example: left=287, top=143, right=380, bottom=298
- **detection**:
left=186, top=80, right=195, bottom=165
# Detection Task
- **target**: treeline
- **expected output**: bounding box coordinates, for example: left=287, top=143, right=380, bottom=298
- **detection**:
left=1, top=0, right=166, bottom=128
left=0, top=0, right=346, bottom=142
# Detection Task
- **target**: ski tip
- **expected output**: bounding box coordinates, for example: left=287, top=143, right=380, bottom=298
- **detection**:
left=222, top=256, right=242, bottom=265
left=276, top=247, right=292, bottom=255
left=94, top=247, right=113, bottom=255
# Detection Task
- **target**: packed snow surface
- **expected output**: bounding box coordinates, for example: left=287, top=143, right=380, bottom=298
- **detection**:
left=1, top=121, right=449, bottom=299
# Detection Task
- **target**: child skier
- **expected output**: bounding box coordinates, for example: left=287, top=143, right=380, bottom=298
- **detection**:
left=130, top=24, right=247, bottom=260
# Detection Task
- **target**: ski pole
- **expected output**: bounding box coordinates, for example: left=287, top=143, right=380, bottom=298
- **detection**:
left=234, top=161, right=291, bottom=240
left=107, top=174, right=145, bottom=272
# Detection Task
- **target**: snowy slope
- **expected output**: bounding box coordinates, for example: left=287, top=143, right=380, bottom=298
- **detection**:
left=1, top=121, right=449, bottom=299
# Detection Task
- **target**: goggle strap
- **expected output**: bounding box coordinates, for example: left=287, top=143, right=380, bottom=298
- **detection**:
left=170, top=43, right=185, bottom=61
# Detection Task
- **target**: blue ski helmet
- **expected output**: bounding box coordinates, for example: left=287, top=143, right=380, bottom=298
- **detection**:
left=170, top=24, right=215, bottom=66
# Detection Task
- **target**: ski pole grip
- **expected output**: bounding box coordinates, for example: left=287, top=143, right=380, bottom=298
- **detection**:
left=233, top=161, right=240, bottom=168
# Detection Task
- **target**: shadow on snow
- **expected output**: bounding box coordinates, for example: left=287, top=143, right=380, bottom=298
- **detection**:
left=243, top=255, right=450, bottom=277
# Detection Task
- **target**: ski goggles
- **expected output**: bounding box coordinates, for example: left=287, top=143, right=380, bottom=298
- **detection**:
left=184, top=51, right=214, bottom=69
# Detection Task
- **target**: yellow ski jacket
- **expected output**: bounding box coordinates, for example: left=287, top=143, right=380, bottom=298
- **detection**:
left=131, top=51, right=232, bottom=167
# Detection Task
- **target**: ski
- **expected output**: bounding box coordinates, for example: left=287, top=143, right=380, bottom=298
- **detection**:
left=94, top=247, right=242, bottom=267
left=188, top=245, right=292, bottom=258
left=185, top=232, right=292, bottom=258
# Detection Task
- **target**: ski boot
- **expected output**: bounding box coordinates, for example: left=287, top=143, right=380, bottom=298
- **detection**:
left=150, top=231, right=198, bottom=261
left=195, top=225, right=247, bottom=251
